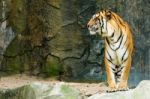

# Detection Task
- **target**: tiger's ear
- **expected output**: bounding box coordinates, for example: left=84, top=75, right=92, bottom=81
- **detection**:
left=106, top=10, right=112, bottom=20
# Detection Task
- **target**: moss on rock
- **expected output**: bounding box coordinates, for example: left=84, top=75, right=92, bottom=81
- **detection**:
left=43, top=56, right=62, bottom=76
left=0, top=82, right=82, bottom=99
left=9, top=0, right=27, bottom=33
left=4, top=37, right=19, bottom=56
left=0, top=37, right=21, bottom=74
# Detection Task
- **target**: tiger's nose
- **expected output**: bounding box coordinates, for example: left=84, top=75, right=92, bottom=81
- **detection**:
left=87, top=24, right=89, bottom=28
left=87, top=24, right=91, bottom=28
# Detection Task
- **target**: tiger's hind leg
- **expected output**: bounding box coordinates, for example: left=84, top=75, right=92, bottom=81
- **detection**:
left=105, top=58, right=117, bottom=92
left=117, top=56, right=131, bottom=91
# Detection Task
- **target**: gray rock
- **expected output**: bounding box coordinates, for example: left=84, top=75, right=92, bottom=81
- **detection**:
left=0, top=82, right=83, bottom=99
left=88, top=80, right=150, bottom=99
left=0, top=80, right=150, bottom=99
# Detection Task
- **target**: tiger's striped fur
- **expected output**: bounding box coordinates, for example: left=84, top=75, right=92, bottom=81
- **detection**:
left=87, top=10, right=133, bottom=92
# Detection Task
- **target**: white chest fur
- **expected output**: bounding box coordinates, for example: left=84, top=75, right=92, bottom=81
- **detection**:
left=105, top=31, right=128, bottom=66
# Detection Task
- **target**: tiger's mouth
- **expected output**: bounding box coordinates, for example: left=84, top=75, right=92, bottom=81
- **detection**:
left=88, top=27, right=107, bottom=37
left=88, top=26, right=99, bottom=35
left=89, top=31, right=96, bottom=35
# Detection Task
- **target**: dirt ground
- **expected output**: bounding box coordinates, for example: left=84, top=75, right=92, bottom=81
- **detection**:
left=0, top=74, right=108, bottom=96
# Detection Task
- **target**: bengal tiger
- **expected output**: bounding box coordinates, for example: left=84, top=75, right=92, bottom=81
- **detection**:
left=87, top=10, right=133, bottom=92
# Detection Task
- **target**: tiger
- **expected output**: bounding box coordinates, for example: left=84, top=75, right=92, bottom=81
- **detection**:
left=87, top=10, right=133, bottom=92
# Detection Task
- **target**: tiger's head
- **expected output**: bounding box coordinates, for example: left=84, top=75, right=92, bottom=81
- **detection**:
left=87, top=10, right=112, bottom=37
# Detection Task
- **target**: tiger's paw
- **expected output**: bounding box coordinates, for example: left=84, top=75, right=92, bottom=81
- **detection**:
left=107, top=85, right=117, bottom=93
left=117, top=82, right=129, bottom=91
left=107, top=88, right=117, bottom=93
left=118, top=86, right=129, bottom=91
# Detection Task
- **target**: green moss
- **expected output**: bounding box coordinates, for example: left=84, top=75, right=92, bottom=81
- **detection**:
left=9, top=0, right=27, bottom=33
left=43, top=56, right=62, bottom=76
left=0, top=85, right=36, bottom=99
left=4, top=37, right=19, bottom=56
left=2, top=37, right=22, bottom=74
left=6, top=56, right=21, bottom=73
left=61, top=85, right=79, bottom=99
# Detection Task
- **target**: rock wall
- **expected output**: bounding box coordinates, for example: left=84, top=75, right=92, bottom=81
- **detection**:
left=0, top=0, right=150, bottom=87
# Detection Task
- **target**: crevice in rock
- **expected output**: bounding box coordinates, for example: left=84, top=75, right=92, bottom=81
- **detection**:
left=62, top=45, right=90, bottom=62
left=43, top=0, right=60, bottom=9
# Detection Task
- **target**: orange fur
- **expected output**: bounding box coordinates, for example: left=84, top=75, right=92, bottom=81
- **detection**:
left=87, top=10, right=133, bottom=92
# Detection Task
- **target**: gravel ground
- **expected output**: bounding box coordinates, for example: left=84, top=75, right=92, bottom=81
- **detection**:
left=0, top=74, right=108, bottom=96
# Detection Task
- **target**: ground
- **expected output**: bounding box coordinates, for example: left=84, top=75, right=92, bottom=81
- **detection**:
left=0, top=74, right=108, bottom=96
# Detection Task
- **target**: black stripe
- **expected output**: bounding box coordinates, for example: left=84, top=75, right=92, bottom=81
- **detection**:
left=98, top=18, right=103, bottom=34
left=106, top=38, right=116, bottom=51
left=98, top=18, right=103, bottom=35
left=110, top=31, right=115, bottom=38
left=115, top=34, right=124, bottom=51
left=117, top=66, right=124, bottom=74
left=112, top=68, right=116, bottom=72
left=121, top=50, right=127, bottom=61
left=98, top=19, right=101, bottom=25
left=106, top=38, right=110, bottom=44
left=106, top=58, right=113, bottom=64
left=98, top=19, right=101, bottom=29
left=106, top=58, right=117, bottom=73
left=115, top=72, right=121, bottom=77
left=121, top=44, right=129, bottom=61
left=114, top=31, right=122, bottom=43
left=101, top=17, right=104, bottom=29
left=122, top=36, right=127, bottom=49
left=122, top=56, right=129, bottom=63
left=106, top=50, right=112, bottom=60
left=116, top=73, right=121, bottom=77
left=106, top=58, right=116, bottom=66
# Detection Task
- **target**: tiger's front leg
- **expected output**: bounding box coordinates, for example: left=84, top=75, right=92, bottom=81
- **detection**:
left=117, top=56, right=131, bottom=91
left=105, top=58, right=117, bottom=92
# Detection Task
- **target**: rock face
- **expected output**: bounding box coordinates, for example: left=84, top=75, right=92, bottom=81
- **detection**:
left=0, top=0, right=150, bottom=87
left=0, top=82, right=83, bottom=99
left=88, top=80, right=150, bottom=99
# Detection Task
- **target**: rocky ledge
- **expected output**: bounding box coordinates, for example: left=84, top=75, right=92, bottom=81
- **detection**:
left=88, top=80, right=150, bottom=99
left=0, top=80, right=150, bottom=99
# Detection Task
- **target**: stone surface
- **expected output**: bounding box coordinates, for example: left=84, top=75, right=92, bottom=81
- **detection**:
left=0, top=0, right=149, bottom=87
left=88, top=80, right=150, bottom=99
left=0, top=80, right=150, bottom=99
left=0, top=82, right=83, bottom=99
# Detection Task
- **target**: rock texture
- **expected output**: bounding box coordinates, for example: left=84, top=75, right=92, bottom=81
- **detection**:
left=0, top=80, right=150, bottom=99
left=0, top=0, right=150, bottom=87
left=88, top=80, right=150, bottom=99
left=0, top=82, right=83, bottom=99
